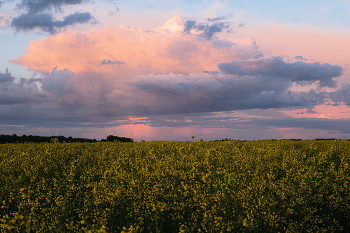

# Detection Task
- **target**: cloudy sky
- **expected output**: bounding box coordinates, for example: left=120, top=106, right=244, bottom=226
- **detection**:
left=0, top=0, right=350, bottom=141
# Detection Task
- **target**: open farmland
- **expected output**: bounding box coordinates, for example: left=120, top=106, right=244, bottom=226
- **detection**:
left=1, top=140, right=350, bottom=232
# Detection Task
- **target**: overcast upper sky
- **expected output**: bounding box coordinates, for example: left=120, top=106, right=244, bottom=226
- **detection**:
left=0, top=0, right=350, bottom=141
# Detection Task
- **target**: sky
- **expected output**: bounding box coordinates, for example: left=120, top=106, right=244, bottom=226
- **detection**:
left=0, top=0, right=350, bottom=141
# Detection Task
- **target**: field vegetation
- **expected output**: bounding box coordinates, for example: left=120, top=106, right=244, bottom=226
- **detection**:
left=1, top=139, right=349, bottom=232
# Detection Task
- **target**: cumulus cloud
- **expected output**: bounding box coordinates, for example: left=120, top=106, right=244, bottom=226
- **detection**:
left=0, top=70, right=45, bottom=105
left=0, top=67, right=76, bottom=107
left=12, top=23, right=261, bottom=74
left=157, top=16, right=187, bottom=32
left=11, top=12, right=94, bottom=34
left=41, top=66, right=76, bottom=97
left=218, top=57, right=343, bottom=87
left=101, top=59, right=126, bottom=65
left=5, top=18, right=346, bottom=124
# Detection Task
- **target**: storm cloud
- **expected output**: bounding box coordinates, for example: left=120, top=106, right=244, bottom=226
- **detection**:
left=218, top=57, right=343, bottom=87
left=132, top=72, right=326, bottom=115
left=0, top=70, right=45, bottom=105
left=4, top=19, right=348, bottom=137
left=0, top=67, right=76, bottom=106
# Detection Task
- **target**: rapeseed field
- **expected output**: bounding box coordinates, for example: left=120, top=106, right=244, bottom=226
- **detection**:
left=1, top=139, right=349, bottom=232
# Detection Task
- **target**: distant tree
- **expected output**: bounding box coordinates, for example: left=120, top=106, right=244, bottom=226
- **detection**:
left=106, top=135, right=133, bottom=142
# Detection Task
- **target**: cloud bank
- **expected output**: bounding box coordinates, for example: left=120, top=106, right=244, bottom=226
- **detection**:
left=3, top=16, right=348, bottom=140
left=218, top=57, right=343, bottom=87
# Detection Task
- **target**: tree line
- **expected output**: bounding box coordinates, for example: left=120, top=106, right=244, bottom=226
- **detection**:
left=0, top=134, right=133, bottom=144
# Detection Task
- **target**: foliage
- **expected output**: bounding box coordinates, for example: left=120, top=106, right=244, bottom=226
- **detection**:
left=1, top=140, right=350, bottom=232
left=0, top=134, right=133, bottom=144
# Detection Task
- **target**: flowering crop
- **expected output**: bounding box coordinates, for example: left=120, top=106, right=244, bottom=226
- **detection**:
left=1, top=140, right=349, bottom=232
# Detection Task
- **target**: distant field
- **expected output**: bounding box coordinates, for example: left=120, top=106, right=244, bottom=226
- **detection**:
left=1, top=140, right=349, bottom=232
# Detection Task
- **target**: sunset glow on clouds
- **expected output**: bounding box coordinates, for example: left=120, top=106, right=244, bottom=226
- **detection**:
left=1, top=0, right=350, bottom=141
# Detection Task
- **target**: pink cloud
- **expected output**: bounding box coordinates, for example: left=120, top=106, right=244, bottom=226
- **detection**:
left=281, top=104, right=350, bottom=120
left=11, top=20, right=260, bottom=77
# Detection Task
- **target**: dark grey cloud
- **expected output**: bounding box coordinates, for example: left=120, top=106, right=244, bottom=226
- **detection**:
left=101, top=59, right=126, bottom=65
left=295, top=55, right=308, bottom=61
left=0, top=74, right=46, bottom=105
left=202, top=22, right=230, bottom=40
left=218, top=57, right=343, bottom=87
left=0, top=68, right=15, bottom=83
left=17, top=0, right=88, bottom=14
left=329, top=84, right=350, bottom=106
left=132, top=72, right=326, bottom=115
left=3, top=59, right=336, bottom=121
left=184, top=20, right=196, bottom=32
left=0, top=67, right=76, bottom=106
left=183, top=19, right=231, bottom=39
left=1, top=66, right=350, bottom=141
left=11, top=12, right=93, bottom=34
left=11, top=0, right=94, bottom=34
left=206, top=16, right=226, bottom=22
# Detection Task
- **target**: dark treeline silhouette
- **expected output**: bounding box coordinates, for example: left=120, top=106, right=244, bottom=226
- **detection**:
left=211, top=138, right=246, bottom=142
left=0, top=134, right=133, bottom=144
left=102, top=135, right=133, bottom=143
